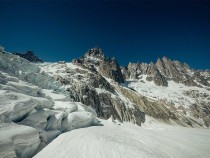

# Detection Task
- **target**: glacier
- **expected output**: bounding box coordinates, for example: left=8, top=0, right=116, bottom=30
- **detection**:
left=0, top=50, right=98, bottom=157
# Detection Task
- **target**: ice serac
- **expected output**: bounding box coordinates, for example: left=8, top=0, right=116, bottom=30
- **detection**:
left=0, top=51, right=61, bottom=89
left=0, top=49, right=98, bottom=157
left=0, top=121, right=40, bottom=158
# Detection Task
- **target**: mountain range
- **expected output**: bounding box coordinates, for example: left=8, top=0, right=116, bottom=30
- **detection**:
left=0, top=46, right=210, bottom=158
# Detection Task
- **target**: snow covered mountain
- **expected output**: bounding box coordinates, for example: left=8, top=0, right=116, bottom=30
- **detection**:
left=122, top=57, right=210, bottom=127
left=0, top=46, right=210, bottom=158
left=38, top=48, right=210, bottom=128
left=0, top=49, right=98, bottom=157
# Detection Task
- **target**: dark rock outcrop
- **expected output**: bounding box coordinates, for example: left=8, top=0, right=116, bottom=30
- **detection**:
left=123, top=56, right=210, bottom=87
left=99, top=57, right=124, bottom=84
left=126, top=62, right=168, bottom=86
left=146, top=62, right=168, bottom=86
left=13, top=51, right=44, bottom=63
left=73, top=48, right=124, bottom=84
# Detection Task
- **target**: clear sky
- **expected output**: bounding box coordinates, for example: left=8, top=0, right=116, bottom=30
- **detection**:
left=0, top=0, right=210, bottom=69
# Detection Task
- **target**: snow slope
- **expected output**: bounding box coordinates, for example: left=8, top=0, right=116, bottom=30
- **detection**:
left=35, top=118, right=210, bottom=158
left=123, top=75, right=210, bottom=127
left=125, top=75, right=210, bottom=108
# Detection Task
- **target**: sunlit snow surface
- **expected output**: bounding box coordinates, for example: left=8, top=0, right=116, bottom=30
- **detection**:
left=35, top=117, right=210, bottom=158
left=125, top=75, right=210, bottom=108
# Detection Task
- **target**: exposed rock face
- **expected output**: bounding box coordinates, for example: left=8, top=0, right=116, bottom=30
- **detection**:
left=40, top=62, right=143, bottom=125
left=99, top=57, right=124, bottom=84
left=13, top=50, right=44, bottom=63
left=124, top=56, right=210, bottom=87
left=84, top=48, right=105, bottom=60
left=126, top=62, right=168, bottom=86
left=38, top=48, right=210, bottom=127
left=115, top=85, right=177, bottom=121
left=156, top=57, right=182, bottom=79
left=146, top=62, right=168, bottom=86
left=72, top=48, right=124, bottom=84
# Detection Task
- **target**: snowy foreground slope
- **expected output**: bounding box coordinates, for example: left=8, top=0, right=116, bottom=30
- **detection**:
left=35, top=118, right=210, bottom=158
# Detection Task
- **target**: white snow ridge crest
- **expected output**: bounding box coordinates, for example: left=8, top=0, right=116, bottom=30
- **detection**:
left=1, top=48, right=210, bottom=158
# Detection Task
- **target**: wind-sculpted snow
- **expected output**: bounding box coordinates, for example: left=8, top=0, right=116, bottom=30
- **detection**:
left=35, top=119, right=210, bottom=158
left=0, top=52, right=98, bottom=157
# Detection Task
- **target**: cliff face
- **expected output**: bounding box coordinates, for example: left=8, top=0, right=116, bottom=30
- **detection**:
left=37, top=48, right=210, bottom=128
left=98, top=57, right=124, bottom=84
left=123, top=56, right=210, bottom=88
left=73, top=48, right=124, bottom=84
left=39, top=61, right=145, bottom=126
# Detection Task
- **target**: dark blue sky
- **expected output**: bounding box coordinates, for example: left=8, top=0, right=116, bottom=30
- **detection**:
left=0, top=0, right=210, bottom=69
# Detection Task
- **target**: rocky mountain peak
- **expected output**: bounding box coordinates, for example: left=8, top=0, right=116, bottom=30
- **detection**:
left=84, top=48, right=105, bottom=60
left=162, top=56, right=170, bottom=62
left=156, top=57, right=162, bottom=64
left=13, top=50, right=44, bottom=63
left=26, top=50, right=34, bottom=55
left=122, top=56, right=210, bottom=87
left=156, top=56, right=171, bottom=67
left=72, top=48, right=125, bottom=84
